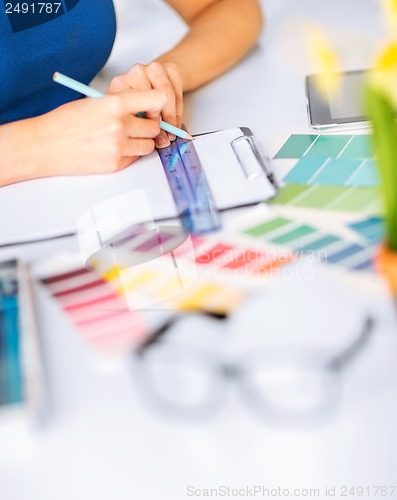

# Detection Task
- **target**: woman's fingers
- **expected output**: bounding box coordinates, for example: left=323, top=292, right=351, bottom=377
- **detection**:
left=116, top=89, right=168, bottom=116
left=145, top=62, right=177, bottom=136
left=110, top=62, right=184, bottom=143
left=110, top=65, right=160, bottom=120
left=110, top=64, right=152, bottom=92
left=122, top=137, right=156, bottom=157
left=38, top=89, right=165, bottom=177
left=117, top=156, right=140, bottom=170
left=164, top=63, right=184, bottom=129
left=124, top=114, right=160, bottom=139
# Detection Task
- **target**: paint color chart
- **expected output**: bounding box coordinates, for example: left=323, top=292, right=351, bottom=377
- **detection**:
left=348, top=217, right=385, bottom=244
left=42, top=265, right=245, bottom=353
left=39, top=208, right=381, bottom=353
left=238, top=210, right=377, bottom=273
left=272, top=134, right=380, bottom=213
left=269, top=184, right=379, bottom=213
left=274, top=134, right=373, bottom=160
left=0, top=261, right=23, bottom=407
left=34, top=132, right=387, bottom=357
left=40, top=228, right=296, bottom=351
left=285, top=158, right=379, bottom=188
left=42, top=268, right=149, bottom=352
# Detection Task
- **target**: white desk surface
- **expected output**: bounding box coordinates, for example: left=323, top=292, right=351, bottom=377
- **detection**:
left=1, top=1, right=397, bottom=499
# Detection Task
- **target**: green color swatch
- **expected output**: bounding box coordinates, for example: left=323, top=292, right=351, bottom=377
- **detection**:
left=347, top=160, right=379, bottom=187
left=275, top=134, right=374, bottom=161
left=245, top=216, right=290, bottom=237
left=304, top=135, right=351, bottom=158
left=339, top=135, right=373, bottom=159
left=269, top=184, right=309, bottom=204
left=270, top=184, right=379, bottom=213
left=294, top=185, right=346, bottom=209
left=295, top=235, right=340, bottom=252
left=284, top=157, right=326, bottom=184
left=313, top=158, right=362, bottom=185
left=271, top=225, right=316, bottom=244
left=274, top=134, right=318, bottom=159
left=283, top=157, right=379, bottom=188
left=330, top=187, right=380, bottom=211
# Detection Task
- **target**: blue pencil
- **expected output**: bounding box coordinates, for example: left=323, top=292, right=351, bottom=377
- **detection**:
left=53, top=72, right=193, bottom=141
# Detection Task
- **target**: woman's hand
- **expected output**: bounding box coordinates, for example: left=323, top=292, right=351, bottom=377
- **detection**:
left=109, top=62, right=184, bottom=148
left=33, top=89, right=167, bottom=177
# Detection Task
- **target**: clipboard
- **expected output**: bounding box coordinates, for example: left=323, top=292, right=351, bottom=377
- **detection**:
left=0, top=127, right=278, bottom=246
left=193, top=127, right=278, bottom=210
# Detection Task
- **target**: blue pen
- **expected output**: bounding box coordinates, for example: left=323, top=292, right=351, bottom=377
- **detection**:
left=53, top=72, right=193, bottom=141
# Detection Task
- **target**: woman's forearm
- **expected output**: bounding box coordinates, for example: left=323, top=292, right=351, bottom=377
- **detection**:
left=0, top=118, right=45, bottom=187
left=0, top=91, right=166, bottom=187
left=157, top=0, right=264, bottom=91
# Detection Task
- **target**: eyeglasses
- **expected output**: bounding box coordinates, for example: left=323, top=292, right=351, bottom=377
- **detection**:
left=132, top=316, right=375, bottom=425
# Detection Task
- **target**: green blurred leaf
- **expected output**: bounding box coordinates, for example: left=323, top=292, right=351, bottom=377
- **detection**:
left=365, top=85, right=397, bottom=252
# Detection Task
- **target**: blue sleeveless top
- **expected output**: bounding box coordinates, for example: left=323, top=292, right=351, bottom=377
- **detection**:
left=0, top=0, right=116, bottom=124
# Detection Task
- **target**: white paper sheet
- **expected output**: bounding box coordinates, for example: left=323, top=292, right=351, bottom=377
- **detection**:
left=0, top=128, right=276, bottom=245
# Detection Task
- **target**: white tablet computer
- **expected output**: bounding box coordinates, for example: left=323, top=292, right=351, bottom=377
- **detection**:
left=306, top=69, right=371, bottom=131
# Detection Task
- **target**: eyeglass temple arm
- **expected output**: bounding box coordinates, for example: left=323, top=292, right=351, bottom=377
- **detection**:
left=136, top=310, right=227, bottom=355
left=326, top=317, right=375, bottom=373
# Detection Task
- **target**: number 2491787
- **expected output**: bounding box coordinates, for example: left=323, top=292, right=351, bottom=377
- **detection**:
left=5, top=3, right=62, bottom=14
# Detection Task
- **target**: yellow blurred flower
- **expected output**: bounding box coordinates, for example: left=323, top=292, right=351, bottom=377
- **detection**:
left=381, top=0, right=397, bottom=29
left=371, top=41, right=397, bottom=106
left=305, top=27, right=342, bottom=99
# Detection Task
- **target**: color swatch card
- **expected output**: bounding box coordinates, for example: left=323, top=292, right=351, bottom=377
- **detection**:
left=0, top=261, right=22, bottom=408
left=36, top=226, right=297, bottom=353
left=271, top=134, right=380, bottom=215
left=40, top=266, right=149, bottom=353
left=231, top=206, right=378, bottom=274
left=269, top=184, right=380, bottom=214
left=348, top=217, right=385, bottom=245
left=274, top=134, right=373, bottom=161
left=285, top=158, right=379, bottom=188
left=0, top=260, right=44, bottom=423
left=37, top=203, right=381, bottom=356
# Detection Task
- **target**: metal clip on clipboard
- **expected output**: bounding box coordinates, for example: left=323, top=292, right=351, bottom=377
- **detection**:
left=230, top=127, right=278, bottom=188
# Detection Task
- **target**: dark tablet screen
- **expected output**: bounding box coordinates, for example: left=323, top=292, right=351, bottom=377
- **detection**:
left=306, top=70, right=369, bottom=128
